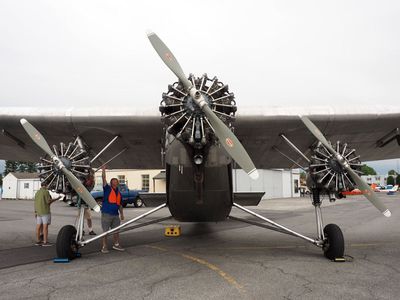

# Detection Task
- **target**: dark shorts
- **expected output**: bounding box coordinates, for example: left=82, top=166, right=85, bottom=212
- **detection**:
left=101, top=213, right=120, bottom=232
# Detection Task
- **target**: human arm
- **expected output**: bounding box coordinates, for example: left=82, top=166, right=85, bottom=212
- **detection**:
left=119, top=205, right=124, bottom=221
left=46, top=191, right=61, bottom=205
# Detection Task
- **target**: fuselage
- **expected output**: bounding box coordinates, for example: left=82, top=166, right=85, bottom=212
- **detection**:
left=165, top=138, right=233, bottom=222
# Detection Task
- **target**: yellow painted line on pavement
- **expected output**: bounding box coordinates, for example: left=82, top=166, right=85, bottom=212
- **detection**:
left=350, top=243, right=382, bottom=248
left=180, top=253, right=244, bottom=292
left=145, top=245, right=245, bottom=292
left=195, top=245, right=307, bottom=250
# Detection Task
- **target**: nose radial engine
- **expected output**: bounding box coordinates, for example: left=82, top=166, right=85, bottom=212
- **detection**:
left=159, top=74, right=237, bottom=148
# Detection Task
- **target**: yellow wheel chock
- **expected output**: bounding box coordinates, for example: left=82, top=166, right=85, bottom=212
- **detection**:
left=165, top=225, right=181, bottom=237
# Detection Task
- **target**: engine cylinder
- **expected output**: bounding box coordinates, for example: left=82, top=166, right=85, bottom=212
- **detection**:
left=308, top=141, right=362, bottom=193
left=159, top=74, right=236, bottom=149
left=37, top=139, right=93, bottom=193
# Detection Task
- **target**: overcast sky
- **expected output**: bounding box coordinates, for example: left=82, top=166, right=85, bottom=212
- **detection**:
left=1, top=0, right=400, bottom=108
left=0, top=0, right=399, bottom=174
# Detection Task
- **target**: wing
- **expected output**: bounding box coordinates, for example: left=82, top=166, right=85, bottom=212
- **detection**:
left=0, top=107, right=163, bottom=169
left=235, top=106, right=400, bottom=169
left=1, top=106, right=399, bottom=170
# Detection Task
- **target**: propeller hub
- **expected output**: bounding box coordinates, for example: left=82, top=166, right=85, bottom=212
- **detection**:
left=184, top=90, right=211, bottom=114
left=327, top=158, right=344, bottom=173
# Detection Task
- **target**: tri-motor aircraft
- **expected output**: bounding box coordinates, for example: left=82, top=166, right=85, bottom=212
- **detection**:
left=0, top=32, right=399, bottom=261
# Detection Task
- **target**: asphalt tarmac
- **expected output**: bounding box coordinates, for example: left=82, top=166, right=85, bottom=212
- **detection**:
left=0, top=194, right=399, bottom=300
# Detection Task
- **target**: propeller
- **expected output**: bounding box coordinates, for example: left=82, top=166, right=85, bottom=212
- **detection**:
left=300, top=116, right=391, bottom=217
left=147, top=31, right=259, bottom=180
left=20, top=119, right=101, bottom=212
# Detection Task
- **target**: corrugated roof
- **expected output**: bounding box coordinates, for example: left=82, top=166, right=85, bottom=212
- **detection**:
left=9, top=172, right=40, bottom=179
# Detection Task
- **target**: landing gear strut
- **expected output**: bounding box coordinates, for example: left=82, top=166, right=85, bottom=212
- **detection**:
left=312, top=189, right=345, bottom=259
left=56, top=201, right=169, bottom=259
left=232, top=191, right=345, bottom=260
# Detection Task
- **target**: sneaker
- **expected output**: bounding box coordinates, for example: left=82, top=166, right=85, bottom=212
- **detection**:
left=112, top=244, right=125, bottom=251
left=35, top=241, right=43, bottom=246
left=89, top=230, right=96, bottom=235
left=42, top=242, right=53, bottom=247
left=101, top=247, right=109, bottom=254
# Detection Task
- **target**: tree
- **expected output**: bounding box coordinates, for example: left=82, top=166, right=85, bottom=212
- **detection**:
left=3, top=160, right=37, bottom=176
left=396, top=175, right=400, bottom=185
left=387, top=175, right=395, bottom=185
left=388, top=169, right=397, bottom=176
left=361, top=164, right=377, bottom=175
left=3, top=160, right=17, bottom=176
left=16, top=161, right=37, bottom=173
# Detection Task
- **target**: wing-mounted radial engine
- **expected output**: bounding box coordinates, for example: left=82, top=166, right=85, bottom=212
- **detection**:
left=159, top=74, right=237, bottom=163
left=20, top=119, right=100, bottom=212
left=308, top=141, right=362, bottom=200
left=270, top=116, right=391, bottom=260
left=37, top=137, right=94, bottom=194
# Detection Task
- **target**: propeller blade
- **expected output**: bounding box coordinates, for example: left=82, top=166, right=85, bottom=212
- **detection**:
left=300, top=116, right=336, bottom=154
left=61, top=168, right=101, bottom=212
left=147, top=31, right=192, bottom=90
left=300, top=116, right=391, bottom=217
left=345, top=167, right=391, bottom=217
left=20, top=118, right=101, bottom=213
left=147, top=31, right=258, bottom=179
left=202, top=105, right=258, bottom=179
left=20, top=119, right=55, bottom=158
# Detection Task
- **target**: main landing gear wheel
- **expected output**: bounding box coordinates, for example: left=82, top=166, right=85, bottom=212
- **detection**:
left=56, top=225, right=78, bottom=260
left=323, top=223, right=344, bottom=260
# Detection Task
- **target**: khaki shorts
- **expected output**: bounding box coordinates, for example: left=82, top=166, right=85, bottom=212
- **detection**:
left=101, top=213, right=120, bottom=232
left=36, top=214, right=51, bottom=225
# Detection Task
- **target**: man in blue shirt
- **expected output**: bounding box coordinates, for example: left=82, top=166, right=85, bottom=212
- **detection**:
left=101, top=166, right=125, bottom=253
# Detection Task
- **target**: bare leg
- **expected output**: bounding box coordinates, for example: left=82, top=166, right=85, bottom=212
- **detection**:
left=36, top=224, right=42, bottom=242
left=113, top=233, right=120, bottom=245
left=87, top=218, right=93, bottom=231
left=42, top=224, right=49, bottom=243
left=102, top=236, right=108, bottom=249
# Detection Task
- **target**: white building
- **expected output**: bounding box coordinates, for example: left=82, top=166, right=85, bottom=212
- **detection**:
left=362, top=175, right=388, bottom=186
left=2, top=172, right=41, bottom=199
left=233, top=169, right=300, bottom=199
left=96, top=168, right=300, bottom=199
left=94, top=169, right=166, bottom=192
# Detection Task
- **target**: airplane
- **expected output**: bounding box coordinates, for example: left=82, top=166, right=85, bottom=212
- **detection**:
left=0, top=32, right=399, bottom=261
left=373, top=184, right=399, bottom=194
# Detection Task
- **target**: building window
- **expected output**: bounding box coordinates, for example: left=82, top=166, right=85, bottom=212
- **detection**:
left=117, top=175, right=126, bottom=184
left=141, top=174, right=149, bottom=191
left=24, top=183, right=29, bottom=189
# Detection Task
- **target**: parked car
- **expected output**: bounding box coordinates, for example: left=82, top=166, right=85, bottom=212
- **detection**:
left=91, top=184, right=144, bottom=208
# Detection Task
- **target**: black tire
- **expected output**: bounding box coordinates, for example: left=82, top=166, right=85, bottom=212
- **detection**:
left=134, top=197, right=143, bottom=208
left=56, top=225, right=78, bottom=260
left=122, top=202, right=128, bottom=208
left=323, top=223, right=344, bottom=260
